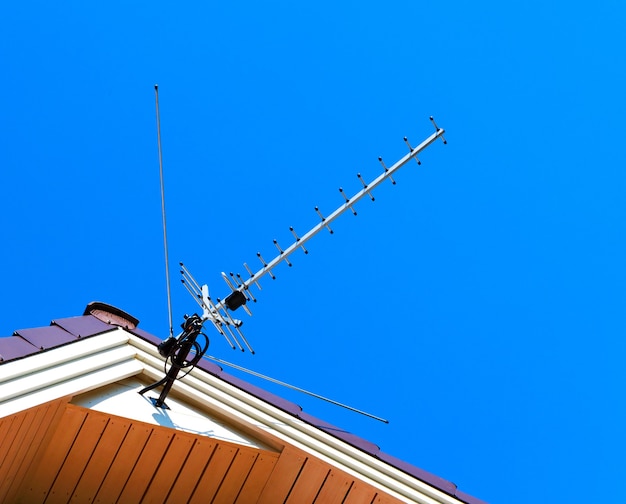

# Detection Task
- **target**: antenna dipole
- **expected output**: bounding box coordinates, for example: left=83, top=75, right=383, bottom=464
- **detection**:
left=155, top=84, right=174, bottom=339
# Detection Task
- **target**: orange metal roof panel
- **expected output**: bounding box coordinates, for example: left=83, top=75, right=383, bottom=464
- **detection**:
left=7, top=400, right=407, bottom=504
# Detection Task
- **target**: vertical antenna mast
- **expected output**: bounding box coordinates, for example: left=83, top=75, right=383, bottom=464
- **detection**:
left=155, top=84, right=174, bottom=339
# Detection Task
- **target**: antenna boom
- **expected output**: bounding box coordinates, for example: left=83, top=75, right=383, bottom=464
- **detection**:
left=206, top=354, right=389, bottom=423
left=214, top=123, right=446, bottom=313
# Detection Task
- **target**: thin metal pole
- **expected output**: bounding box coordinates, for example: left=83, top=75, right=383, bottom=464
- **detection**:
left=205, top=354, right=389, bottom=423
left=155, top=84, right=174, bottom=339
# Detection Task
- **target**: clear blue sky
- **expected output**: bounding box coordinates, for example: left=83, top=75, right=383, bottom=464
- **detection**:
left=2, top=2, right=625, bottom=502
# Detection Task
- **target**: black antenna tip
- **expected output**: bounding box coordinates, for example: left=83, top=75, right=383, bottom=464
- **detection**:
left=443, top=139, right=448, bottom=144
left=378, top=156, right=382, bottom=161
left=179, top=261, right=183, bottom=266
left=430, top=115, right=434, bottom=120
left=403, top=136, right=408, bottom=141
left=154, top=84, right=159, bottom=90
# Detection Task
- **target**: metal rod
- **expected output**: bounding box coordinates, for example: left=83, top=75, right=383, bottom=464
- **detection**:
left=404, top=137, right=421, bottom=165
left=180, top=262, right=203, bottom=294
left=221, top=320, right=244, bottom=351
left=430, top=116, right=447, bottom=144
left=221, top=271, right=237, bottom=292
left=181, top=280, right=203, bottom=309
left=205, top=354, right=389, bottom=423
left=244, top=262, right=262, bottom=290
left=378, top=157, right=396, bottom=185
left=290, top=227, right=308, bottom=254
left=315, top=207, right=334, bottom=234
left=357, top=173, right=375, bottom=201
left=237, top=273, right=256, bottom=302
left=181, top=270, right=202, bottom=297
left=273, top=240, right=292, bottom=266
left=233, top=324, right=255, bottom=354
left=155, top=84, right=174, bottom=339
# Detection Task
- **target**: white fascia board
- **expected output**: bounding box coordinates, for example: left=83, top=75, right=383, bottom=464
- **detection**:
left=126, top=336, right=463, bottom=504
left=0, top=329, right=141, bottom=418
left=0, top=360, right=142, bottom=418
left=0, top=328, right=129, bottom=382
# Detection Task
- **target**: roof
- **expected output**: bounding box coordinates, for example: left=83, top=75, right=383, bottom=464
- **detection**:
left=0, top=302, right=486, bottom=504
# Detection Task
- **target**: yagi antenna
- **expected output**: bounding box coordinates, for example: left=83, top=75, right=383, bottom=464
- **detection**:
left=181, top=117, right=446, bottom=351
left=141, top=110, right=447, bottom=416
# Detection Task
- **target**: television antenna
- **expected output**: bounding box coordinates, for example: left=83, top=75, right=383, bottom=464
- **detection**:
left=140, top=85, right=446, bottom=420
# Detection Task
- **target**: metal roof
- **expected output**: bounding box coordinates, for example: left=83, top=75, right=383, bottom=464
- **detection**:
left=0, top=302, right=486, bottom=504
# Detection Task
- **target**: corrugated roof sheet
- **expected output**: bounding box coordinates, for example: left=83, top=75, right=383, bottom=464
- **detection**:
left=0, top=302, right=486, bottom=504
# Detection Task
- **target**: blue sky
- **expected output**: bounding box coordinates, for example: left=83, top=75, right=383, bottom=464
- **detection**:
left=2, top=2, right=625, bottom=502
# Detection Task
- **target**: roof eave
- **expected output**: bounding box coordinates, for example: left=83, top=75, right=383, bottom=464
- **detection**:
left=0, top=329, right=477, bottom=504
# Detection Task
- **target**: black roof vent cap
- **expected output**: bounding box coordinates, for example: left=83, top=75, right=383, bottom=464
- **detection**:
left=83, top=301, right=140, bottom=329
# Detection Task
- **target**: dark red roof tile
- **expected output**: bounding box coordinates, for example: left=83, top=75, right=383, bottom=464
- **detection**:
left=52, top=315, right=114, bottom=338
left=0, top=336, right=40, bottom=362
left=128, top=327, right=162, bottom=346
left=15, top=325, right=78, bottom=349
